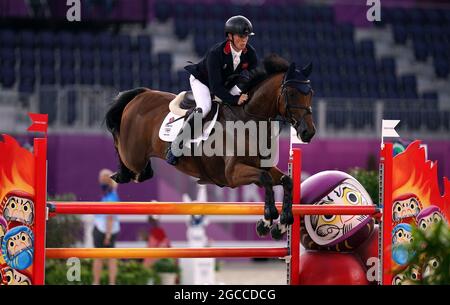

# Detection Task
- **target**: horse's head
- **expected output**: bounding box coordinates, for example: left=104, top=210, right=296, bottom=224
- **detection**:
left=278, top=62, right=316, bottom=143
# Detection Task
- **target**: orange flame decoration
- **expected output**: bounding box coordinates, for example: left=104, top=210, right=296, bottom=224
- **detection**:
left=0, top=135, right=35, bottom=275
left=0, top=135, right=35, bottom=201
left=392, top=140, right=449, bottom=220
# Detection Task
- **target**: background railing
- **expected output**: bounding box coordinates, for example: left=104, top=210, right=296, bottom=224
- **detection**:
left=0, top=88, right=449, bottom=138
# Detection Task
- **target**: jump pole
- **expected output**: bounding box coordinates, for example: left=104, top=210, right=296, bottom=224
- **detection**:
left=46, top=247, right=289, bottom=259
left=48, top=202, right=377, bottom=215
left=30, top=130, right=382, bottom=285
left=380, top=143, right=394, bottom=285
left=32, top=136, right=48, bottom=285
left=288, top=148, right=301, bottom=285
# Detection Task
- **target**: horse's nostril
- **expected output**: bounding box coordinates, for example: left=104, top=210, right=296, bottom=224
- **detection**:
left=300, top=128, right=315, bottom=143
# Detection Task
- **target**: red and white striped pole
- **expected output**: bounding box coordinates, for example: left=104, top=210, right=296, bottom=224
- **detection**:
left=28, top=113, right=49, bottom=285
left=288, top=148, right=301, bottom=285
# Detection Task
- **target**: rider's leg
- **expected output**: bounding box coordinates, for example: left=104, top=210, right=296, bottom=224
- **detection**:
left=189, top=75, right=211, bottom=118
left=166, top=107, right=202, bottom=165
left=166, top=75, right=209, bottom=165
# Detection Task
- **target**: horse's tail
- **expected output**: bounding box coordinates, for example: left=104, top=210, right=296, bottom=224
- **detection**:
left=105, top=88, right=147, bottom=136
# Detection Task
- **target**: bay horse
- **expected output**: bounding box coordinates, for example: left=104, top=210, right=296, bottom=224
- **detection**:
left=104, top=55, right=316, bottom=239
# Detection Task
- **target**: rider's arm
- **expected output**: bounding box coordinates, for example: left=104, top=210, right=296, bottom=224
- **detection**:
left=207, top=51, right=240, bottom=105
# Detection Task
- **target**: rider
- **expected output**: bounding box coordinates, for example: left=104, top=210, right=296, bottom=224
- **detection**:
left=166, top=15, right=259, bottom=165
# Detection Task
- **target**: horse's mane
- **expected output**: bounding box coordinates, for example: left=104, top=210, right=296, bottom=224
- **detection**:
left=245, top=54, right=290, bottom=93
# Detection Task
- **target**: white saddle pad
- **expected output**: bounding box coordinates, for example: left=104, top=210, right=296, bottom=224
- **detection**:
left=158, top=106, right=219, bottom=144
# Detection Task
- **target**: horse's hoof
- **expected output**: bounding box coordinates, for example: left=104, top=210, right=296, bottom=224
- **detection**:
left=280, top=210, right=294, bottom=225
left=256, top=219, right=271, bottom=237
left=110, top=172, right=131, bottom=184
left=270, top=223, right=287, bottom=240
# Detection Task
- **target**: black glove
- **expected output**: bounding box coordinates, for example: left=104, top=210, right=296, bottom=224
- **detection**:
left=224, top=73, right=240, bottom=89
left=238, top=70, right=251, bottom=83
left=236, top=70, right=251, bottom=92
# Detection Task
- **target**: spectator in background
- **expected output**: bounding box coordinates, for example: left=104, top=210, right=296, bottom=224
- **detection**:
left=92, top=168, right=121, bottom=285
left=143, top=215, right=170, bottom=269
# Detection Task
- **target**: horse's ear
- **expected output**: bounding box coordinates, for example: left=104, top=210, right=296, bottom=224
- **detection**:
left=288, top=62, right=296, bottom=73
left=285, top=62, right=296, bottom=80
left=301, top=62, right=312, bottom=78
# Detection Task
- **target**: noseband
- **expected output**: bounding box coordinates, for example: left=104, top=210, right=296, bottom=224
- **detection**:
left=278, top=79, right=313, bottom=130
left=235, top=75, right=313, bottom=127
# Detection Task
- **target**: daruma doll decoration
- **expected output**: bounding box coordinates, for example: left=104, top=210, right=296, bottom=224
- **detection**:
left=300, top=171, right=375, bottom=252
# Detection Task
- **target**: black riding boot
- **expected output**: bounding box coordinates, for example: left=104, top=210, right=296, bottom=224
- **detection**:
left=166, top=107, right=203, bottom=165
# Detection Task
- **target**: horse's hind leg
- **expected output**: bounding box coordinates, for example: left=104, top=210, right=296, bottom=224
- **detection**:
left=111, top=156, right=136, bottom=184
left=136, top=159, right=154, bottom=183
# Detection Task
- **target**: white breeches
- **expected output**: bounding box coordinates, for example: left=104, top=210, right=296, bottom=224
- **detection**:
left=189, top=74, right=241, bottom=118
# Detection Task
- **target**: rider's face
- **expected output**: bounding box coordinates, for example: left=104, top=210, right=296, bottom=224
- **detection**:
left=230, top=33, right=249, bottom=51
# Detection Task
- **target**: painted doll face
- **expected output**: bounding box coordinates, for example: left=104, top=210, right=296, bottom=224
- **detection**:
left=6, top=230, right=33, bottom=257
left=418, top=212, right=443, bottom=231
left=392, top=265, right=421, bottom=285
left=3, top=195, right=34, bottom=225
left=392, top=223, right=414, bottom=265
left=392, top=194, right=421, bottom=223
left=423, top=257, right=440, bottom=280
left=1, top=267, right=31, bottom=285
left=2, top=226, right=34, bottom=270
left=304, top=180, right=372, bottom=246
left=416, top=206, right=446, bottom=232
left=392, top=272, right=407, bottom=285
left=392, top=225, right=413, bottom=245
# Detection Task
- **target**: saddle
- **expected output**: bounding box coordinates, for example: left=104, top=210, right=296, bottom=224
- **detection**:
left=169, top=90, right=220, bottom=123
left=160, top=91, right=220, bottom=144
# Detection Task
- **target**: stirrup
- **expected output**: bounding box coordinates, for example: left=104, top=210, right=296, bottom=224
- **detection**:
left=166, top=108, right=202, bottom=166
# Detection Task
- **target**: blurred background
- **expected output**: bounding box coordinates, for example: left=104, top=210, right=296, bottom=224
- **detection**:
left=1, top=0, right=449, bottom=284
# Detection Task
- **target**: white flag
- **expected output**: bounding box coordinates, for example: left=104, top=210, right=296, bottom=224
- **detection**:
left=382, top=120, right=400, bottom=138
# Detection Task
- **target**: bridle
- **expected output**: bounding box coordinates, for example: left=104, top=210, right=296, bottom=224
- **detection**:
left=276, top=79, right=313, bottom=130
left=230, top=74, right=314, bottom=128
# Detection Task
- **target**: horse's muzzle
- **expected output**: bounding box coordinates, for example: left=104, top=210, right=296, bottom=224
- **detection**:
left=297, top=122, right=316, bottom=143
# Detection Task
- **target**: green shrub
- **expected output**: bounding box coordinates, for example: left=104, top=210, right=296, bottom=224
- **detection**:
left=153, top=258, right=179, bottom=273
left=405, top=221, right=450, bottom=285
left=348, top=168, right=379, bottom=205
left=116, top=260, right=156, bottom=285
left=46, top=193, right=83, bottom=247
left=45, top=193, right=156, bottom=285
left=45, top=259, right=94, bottom=285
left=45, top=259, right=156, bottom=285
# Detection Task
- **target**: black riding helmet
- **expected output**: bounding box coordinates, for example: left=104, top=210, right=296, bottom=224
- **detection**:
left=224, top=15, right=255, bottom=36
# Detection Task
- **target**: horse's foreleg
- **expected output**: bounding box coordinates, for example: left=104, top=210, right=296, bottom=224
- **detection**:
left=268, top=167, right=294, bottom=240
left=225, top=162, right=278, bottom=237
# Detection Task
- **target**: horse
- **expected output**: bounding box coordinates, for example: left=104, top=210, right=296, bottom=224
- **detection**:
left=104, top=54, right=316, bottom=239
